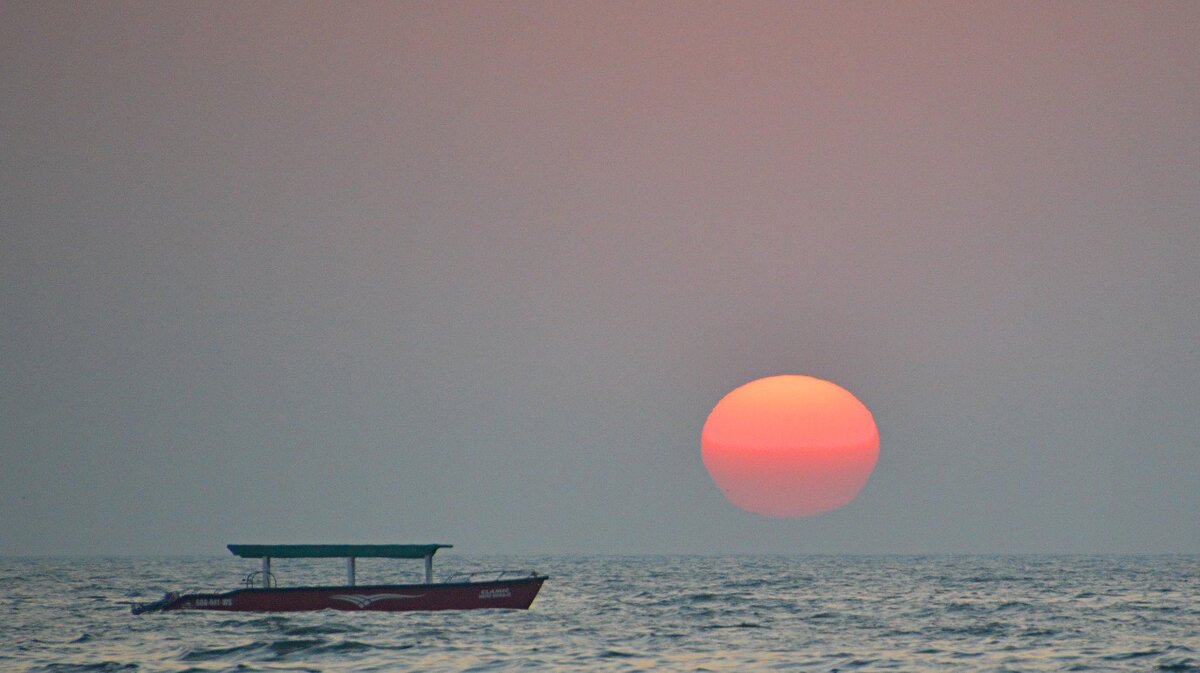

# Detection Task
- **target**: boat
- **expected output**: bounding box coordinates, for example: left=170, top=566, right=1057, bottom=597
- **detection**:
left=131, top=544, right=546, bottom=613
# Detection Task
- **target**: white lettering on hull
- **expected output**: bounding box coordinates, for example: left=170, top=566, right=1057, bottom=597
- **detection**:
left=192, top=598, right=233, bottom=607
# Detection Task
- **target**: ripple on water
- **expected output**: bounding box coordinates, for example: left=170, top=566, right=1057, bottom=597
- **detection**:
left=179, top=641, right=269, bottom=661
left=1156, top=659, right=1200, bottom=672
left=31, top=665, right=139, bottom=672
left=281, top=623, right=363, bottom=637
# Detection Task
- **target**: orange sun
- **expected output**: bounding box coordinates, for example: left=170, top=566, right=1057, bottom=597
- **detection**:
left=701, top=375, right=879, bottom=517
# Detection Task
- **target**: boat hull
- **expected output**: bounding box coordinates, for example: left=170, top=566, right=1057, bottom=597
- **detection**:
left=152, top=576, right=546, bottom=612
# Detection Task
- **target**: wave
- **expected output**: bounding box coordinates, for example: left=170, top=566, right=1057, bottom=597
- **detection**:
left=30, top=664, right=138, bottom=672
left=281, top=624, right=364, bottom=637
left=1155, top=659, right=1200, bottom=672
left=179, top=641, right=271, bottom=661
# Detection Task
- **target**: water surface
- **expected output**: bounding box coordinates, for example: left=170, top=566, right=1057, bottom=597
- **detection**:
left=2, top=555, right=1196, bottom=671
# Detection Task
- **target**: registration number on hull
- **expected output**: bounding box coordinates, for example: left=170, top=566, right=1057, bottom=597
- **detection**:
left=193, top=598, right=233, bottom=607
left=479, top=588, right=512, bottom=599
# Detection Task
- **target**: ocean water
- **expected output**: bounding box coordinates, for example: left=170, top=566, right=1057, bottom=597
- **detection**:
left=1, top=555, right=1196, bottom=671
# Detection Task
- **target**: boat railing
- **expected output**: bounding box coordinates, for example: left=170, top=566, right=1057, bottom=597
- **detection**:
left=242, top=570, right=278, bottom=588
left=440, top=569, right=540, bottom=584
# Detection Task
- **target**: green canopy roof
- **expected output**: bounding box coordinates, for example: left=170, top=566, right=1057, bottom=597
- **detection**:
left=227, top=544, right=451, bottom=559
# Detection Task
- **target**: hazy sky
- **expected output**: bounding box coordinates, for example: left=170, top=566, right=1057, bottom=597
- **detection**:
left=2, top=2, right=1197, bottom=556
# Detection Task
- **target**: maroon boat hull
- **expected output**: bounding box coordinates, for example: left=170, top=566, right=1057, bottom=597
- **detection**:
left=156, top=576, right=546, bottom=612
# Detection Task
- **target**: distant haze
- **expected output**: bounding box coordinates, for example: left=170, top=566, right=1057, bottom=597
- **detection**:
left=2, top=2, right=1197, bottom=555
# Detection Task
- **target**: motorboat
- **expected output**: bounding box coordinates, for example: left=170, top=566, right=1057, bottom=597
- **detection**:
left=131, top=543, right=546, bottom=613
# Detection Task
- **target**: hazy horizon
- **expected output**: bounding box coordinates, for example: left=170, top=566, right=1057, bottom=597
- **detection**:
left=5, top=549, right=1199, bottom=559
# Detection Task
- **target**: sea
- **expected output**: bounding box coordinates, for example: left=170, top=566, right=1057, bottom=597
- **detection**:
left=1, top=555, right=1197, bottom=672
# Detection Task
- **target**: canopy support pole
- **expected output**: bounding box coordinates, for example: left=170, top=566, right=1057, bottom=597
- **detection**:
left=262, top=557, right=271, bottom=589
left=346, top=557, right=356, bottom=586
left=424, top=553, right=433, bottom=584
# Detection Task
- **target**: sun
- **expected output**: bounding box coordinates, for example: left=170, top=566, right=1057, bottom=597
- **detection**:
left=701, top=375, right=879, bottom=517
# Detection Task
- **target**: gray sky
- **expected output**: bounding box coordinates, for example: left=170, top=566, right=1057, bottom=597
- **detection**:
left=2, top=2, right=1197, bottom=556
